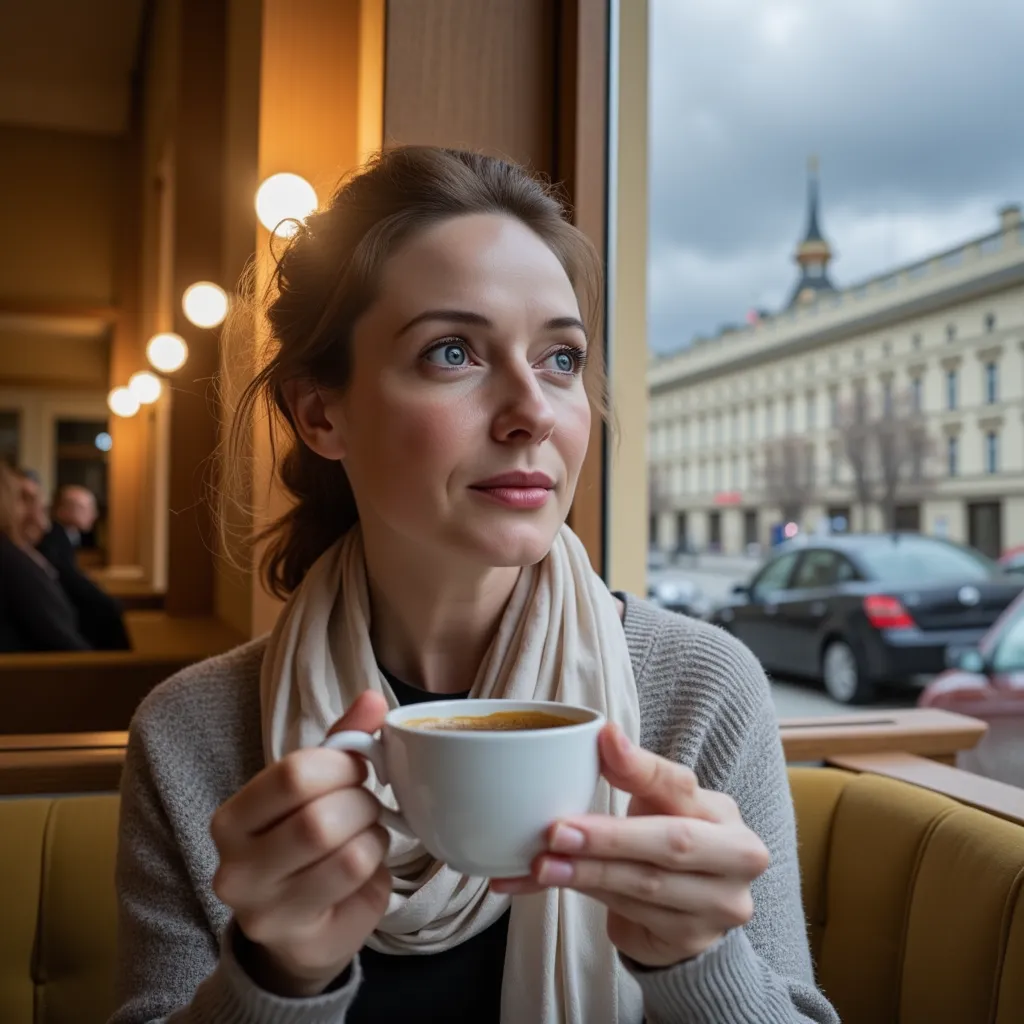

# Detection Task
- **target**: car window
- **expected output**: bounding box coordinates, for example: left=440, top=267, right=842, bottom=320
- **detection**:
left=856, top=537, right=996, bottom=583
left=792, top=550, right=858, bottom=589
left=751, top=551, right=799, bottom=600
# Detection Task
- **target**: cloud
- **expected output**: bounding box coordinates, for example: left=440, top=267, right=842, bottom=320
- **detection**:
left=648, top=0, right=1024, bottom=352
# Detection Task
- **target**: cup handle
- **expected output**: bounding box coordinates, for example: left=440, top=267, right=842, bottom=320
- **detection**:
left=320, top=731, right=415, bottom=838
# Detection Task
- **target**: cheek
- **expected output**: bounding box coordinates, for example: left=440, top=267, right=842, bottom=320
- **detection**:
left=558, top=395, right=593, bottom=479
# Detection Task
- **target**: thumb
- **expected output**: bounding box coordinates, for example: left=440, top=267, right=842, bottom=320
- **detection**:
left=326, top=690, right=390, bottom=738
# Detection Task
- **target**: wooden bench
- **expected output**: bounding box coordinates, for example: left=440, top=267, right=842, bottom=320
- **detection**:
left=0, top=613, right=245, bottom=735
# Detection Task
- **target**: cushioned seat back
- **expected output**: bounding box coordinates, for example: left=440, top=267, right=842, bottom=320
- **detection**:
left=789, top=767, right=1024, bottom=1024
left=0, top=795, right=119, bottom=1024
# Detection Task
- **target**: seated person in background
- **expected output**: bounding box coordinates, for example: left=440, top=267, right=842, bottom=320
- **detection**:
left=37, top=483, right=131, bottom=651
left=0, top=463, right=91, bottom=652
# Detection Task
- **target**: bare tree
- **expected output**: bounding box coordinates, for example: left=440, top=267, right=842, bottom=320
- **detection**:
left=836, top=386, right=935, bottom=531
left=758, top=436, right=817, bottom=524
left=875, top=390, right=935, bottom=530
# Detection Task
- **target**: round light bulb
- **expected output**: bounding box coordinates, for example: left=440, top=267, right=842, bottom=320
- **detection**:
left=182, top=281, right=229, bottom=328
left=128, top=370, right=163, bottom=405
left=146, top=332, right=189, bottom=373
left=255, top=172, right=318, bottom=237
left=94, top=432, right=113, bottom=452
left=108, top=386, right=140, bottom=418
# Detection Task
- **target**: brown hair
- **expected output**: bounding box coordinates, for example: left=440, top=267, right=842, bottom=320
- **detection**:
left=0, top=463, right=21, bottom=538
left=224, top=146, right=606, bottom=599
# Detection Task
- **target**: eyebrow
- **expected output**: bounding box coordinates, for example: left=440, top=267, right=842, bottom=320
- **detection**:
left=396, top=309, right=588, bottom=341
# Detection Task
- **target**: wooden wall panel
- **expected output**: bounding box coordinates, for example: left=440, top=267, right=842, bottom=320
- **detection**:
left=383, top=0, right=609, bottom=575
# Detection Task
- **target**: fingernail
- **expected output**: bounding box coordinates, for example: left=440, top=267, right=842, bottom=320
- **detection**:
left=537, top=859, right=574, bottom=885
left=550, top=824, right=586, bottom=853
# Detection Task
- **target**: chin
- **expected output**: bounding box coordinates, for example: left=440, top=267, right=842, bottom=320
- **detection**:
left=453, top=517, right=562, bottom=568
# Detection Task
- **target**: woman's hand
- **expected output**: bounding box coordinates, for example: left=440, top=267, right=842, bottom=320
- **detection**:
left=491, top=723, right=770, bottom=968
left=211, top=692, right=393, bottom=998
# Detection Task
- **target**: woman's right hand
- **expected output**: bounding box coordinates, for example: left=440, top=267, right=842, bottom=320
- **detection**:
left=211, top=691, right=392, bottom=998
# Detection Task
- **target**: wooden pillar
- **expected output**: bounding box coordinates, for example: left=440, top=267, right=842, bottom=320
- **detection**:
left=249, top=0, right=385, bottom=636
left=165, top=0, right=228, bottom=616
left=383, top=0, right=610, bottom=576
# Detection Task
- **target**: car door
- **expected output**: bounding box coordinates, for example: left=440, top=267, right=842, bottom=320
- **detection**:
left=729, top=550, right=801, bottom=669
left=781, top=550, right=857, bottom=677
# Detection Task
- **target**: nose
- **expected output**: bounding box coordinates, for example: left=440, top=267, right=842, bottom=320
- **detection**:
left=491, top=367, right=557, bottom=445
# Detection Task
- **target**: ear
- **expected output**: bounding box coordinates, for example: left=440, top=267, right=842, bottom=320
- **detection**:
left=281, top=379, right=348, bottom=461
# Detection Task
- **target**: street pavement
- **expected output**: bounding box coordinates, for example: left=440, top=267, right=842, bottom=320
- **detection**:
left=646, top=556, right=919, bottom=718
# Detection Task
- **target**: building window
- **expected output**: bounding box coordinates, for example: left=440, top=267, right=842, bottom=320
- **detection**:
left=882, top=379, right=893, bottom=416
left=946, top=323, right=957, bottom=343
left=713, top=459, right=723, bottom=491
left=985, top=312, right=996, bottom=333
left=680, top=463, right=689, bottom=495
left=912, top=332, right=922, bottom=350
left=948, top=435, right=959, bottom=477
left=985, top=361, right=998, bottom=404
left=699, top=462, right=707, bottom=492
left=730, top=456, right=740, bottom=489
left=986, top=432, right=999, bottom=474
left=806, top=392, right=816, bottom=430
left=785, top=396, right=795, bottom=433
left=731, top=408, right=740, bottom=441
left=882, top=339, right=892, bottom=358
left=946, top=368, right=958, bottom=411
left=747, top=405, right=756, bottom=440
left=911, top=375, right=923, bottom=412
left=829, top=387, right=839, bottom=427
left=714, top=414, right=723, bottom=444
left=829, top=446, right=840, bottom=485
left=699, top=417, right=707, bottom=445
left=765, top=400, right=775, bottom=438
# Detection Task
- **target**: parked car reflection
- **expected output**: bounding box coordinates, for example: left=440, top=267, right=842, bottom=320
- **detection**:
left=647, top=578, right=712, bottom=620
left=710, top=533, right=1023, bottom=705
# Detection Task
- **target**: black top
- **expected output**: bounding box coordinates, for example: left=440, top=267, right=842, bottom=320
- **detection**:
left=37, top=524, right=131, bottom=650
left=348, top=665, right=511, bottom=1023
left=0, top=532, right=91, bottom=652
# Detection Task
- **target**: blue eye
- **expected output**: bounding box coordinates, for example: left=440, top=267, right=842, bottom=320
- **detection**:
left=426, top=342, right=469, bottom=368
left=543, top=347, right=585, bottom=374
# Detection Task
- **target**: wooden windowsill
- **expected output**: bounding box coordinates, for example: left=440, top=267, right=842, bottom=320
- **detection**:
left=779, top=707, right=986, bottom=762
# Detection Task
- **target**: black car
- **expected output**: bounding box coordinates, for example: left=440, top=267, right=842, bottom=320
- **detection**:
left=710, top=533, right=1024, bottom=705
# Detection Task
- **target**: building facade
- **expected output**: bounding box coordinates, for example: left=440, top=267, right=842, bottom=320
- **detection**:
left=647, top=176, right=1024, bottom=560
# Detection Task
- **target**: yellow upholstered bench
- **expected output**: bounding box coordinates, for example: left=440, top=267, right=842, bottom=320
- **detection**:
left=2, top=770, right=1023, bottom=1024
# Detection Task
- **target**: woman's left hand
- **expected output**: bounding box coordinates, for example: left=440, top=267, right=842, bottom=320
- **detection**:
left=490, top=723, right=771, bottom=968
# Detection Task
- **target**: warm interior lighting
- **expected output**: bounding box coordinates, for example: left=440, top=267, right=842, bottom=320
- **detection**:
left=128, top=370, right=163, bottom=405
left=146, top=332, right=189, bottom=373
left=182, top=281, right=229, bottom=328
left=255, top=172, right=318, bottom=237
left=108, top=386, right=140, bottom=418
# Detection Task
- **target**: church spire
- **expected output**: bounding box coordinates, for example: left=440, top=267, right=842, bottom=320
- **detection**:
left=789, top=154, right=836, bottom=307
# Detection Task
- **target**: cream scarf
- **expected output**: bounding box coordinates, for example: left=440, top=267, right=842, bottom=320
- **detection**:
left=260, top=524, right=644, bottom=1024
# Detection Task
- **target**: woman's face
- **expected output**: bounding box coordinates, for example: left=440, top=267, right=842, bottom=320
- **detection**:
left=308, top=213, right=592, bottom=569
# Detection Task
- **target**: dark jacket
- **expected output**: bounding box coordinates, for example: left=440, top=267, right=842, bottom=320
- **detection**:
left=37, top=524, right=132, bottom=651
left=0, top=532, right=91, bottom=652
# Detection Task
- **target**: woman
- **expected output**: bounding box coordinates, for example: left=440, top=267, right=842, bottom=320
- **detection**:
left=0, top=463, right=90, bottom=652
left=112, top=147, right=838, bottom=1023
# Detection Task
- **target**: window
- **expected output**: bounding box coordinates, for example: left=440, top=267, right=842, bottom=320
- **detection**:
left=765, top=400, right=775, bottom=438
left=785, top=396, right=795, bottom=433
left=946, top=323, right=957, bottom=343
left=713, top=458, right=723, bottom=491
left=829, top=387, right=839, bottom=427
left=730, top=455, right=740, bottom=489
left=0, top=410, right=18, bottom=467
left=680, top=462, right=689, bottom=495
left=882, top=378, right=893, bottom=416
left=751, top=551, right=800, bottom=601
left=992, top=605, right=1024, bottom=672
left=946, top=368, right=958, bottom=410
left=747, top=405, right=756, bottom=440
left=856, top=536, right=995, bottom=584
left=698, top=416, right=707, bottom=445
left=985, top=312, right=997, bottom=333
left=806, top=392, right=816, bottom=430
left=882, top=339, right=892, bottom=358
left=986, top=431, right=999, bottom=474
left=792, top=550, right=857, bottom=589
left=948, top=435, right=959, bottom=476
left=732, top=408, right=740, bottom=442
left=911, top=375, right=923, bottom=412
left=699, top=462, right=707, bottom=492
left=714, top=414, right=723, bottom=444
left=985, top=361, right=998, bottom=404
left=912, top=333, right=922, bottom=350
left=854, top=348, right=864, bottom=365
left=829, top=445, right=840, bottom=485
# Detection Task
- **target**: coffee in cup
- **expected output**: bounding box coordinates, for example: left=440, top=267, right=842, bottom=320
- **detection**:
left=322, top=698, right=604, bottom=878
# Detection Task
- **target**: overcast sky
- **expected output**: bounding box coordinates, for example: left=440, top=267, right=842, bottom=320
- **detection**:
left=648, top=0, right=1024, bottom=353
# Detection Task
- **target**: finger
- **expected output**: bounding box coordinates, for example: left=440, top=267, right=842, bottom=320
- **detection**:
left=598, top=725, right=717, bottom=820
left=257, top=787, right=384, bottom=883
left=534, top=855, right=754, bottom=926
left=489, top=876, right=546, bottom=896
left=261, top=826, right=391, bottom=926
left=548, top=817, right=770, bottom=878
left=214, top=692, right=388, bottom=842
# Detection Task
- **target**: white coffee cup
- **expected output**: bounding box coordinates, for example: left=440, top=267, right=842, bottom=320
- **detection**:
left=322, top=699, right=605, bottom=878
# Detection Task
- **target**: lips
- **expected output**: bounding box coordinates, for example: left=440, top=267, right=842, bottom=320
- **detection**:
left=469, top=471, right=555, bottom=510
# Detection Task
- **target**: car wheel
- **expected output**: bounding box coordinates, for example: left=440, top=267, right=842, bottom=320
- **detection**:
left=821, top=639, right=875, bottom=705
